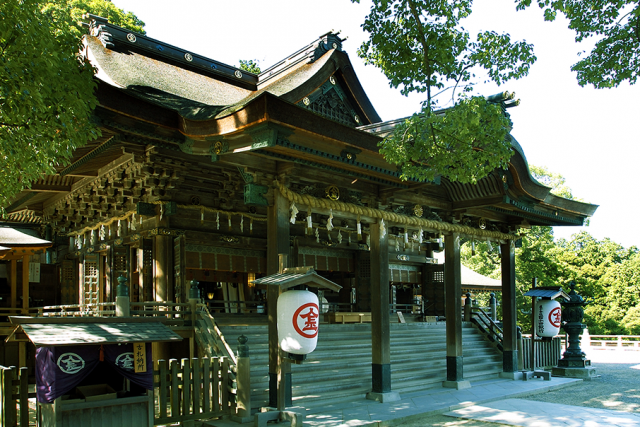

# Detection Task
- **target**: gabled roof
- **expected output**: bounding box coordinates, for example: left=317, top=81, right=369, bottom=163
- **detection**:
left=252, top=267, right=342, bottom=292
left=86, top=17, right=380, bottom=124
left=10, top=317, right=182, bottom=346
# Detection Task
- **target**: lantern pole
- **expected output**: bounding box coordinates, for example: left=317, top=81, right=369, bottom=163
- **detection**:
left=530, top=278, right=536, bottom=372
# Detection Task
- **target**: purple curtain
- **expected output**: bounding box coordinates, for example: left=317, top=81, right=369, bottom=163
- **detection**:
left=103, top=343, right=153, bottom=390
left=35, top=342, right=153, bottom=403
left=35, top=346, right=100, bottom=403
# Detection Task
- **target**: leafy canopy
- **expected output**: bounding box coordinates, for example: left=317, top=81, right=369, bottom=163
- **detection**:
left=353, top=0, right=536, bottom=183
left=239, top=59, right=261, bottom=74
left=517, top=0, right=640, bottom=88
left=0, top=0, right=144, bottom=211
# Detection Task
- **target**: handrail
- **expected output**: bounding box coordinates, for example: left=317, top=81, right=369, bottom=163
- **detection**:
left=194, top=304, right=237, bottom=368
left=470, top=306, right=503, bottom=350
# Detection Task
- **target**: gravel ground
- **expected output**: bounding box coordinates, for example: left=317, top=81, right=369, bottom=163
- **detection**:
left=396, top=350, right=640, bottom=426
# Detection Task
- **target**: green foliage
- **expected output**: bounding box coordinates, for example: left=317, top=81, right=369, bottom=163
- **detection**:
left=530, top=165, right=577, bottom=200
left=353, top=0, right=536, bottom=183
left=516, top=0, right=640, bottom=88
left=622, top=306, right=640, bottom=335
left=381, top=97, right=514, bottom=183
left=460, top=166, right=640, bottom=335
left=0, top=0, right=144, bottom=211
left=239, top=59, right=261, bottom=74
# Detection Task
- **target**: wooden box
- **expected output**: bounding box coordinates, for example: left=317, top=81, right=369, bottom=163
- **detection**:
left=76, top=384, right=117, bottom=402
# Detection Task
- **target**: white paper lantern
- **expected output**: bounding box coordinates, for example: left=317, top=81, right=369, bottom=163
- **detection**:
left=277, top=290, right=319, bottom=355
left=536, top=299, right=562, bottom=337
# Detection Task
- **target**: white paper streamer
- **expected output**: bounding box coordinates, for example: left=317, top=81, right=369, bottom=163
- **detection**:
left=240, top=216, right=244, bottom=233
left=315, top=227, right=320, bottom=243
left=228, top=214, right=231, bottom=230
left=395, top=237, right=400, bottom=252
left=419, top=228, right=423, bottom=244
left=290, top=202, right=298, bottom=225
left=379, top=218, right=386, bottom=239
left=216, top=212, right=220, bottom=230
left=326, top=209, right=334, bottom=231
left=338, top=229, right=343, bottom=244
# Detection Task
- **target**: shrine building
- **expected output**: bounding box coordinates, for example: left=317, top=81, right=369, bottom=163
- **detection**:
left=0, top=15, right=598, bottom=414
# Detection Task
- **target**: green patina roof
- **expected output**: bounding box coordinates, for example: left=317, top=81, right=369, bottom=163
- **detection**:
left=19, top=321, right=182, bottom=346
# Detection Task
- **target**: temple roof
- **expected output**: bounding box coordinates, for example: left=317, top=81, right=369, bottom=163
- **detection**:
left=0, top=227, right=51, bottom=247
left=3, top=16, right=597, bottom=233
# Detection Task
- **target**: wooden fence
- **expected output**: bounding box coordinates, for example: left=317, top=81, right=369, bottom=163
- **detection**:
left=520, top=336, right=562, bottom=370
left=154, top=357, right=235, bottom=426
left=0, top=365, right=30, bottom=427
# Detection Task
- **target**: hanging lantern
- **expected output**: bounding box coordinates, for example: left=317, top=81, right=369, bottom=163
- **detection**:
left=277, top=290, right=319, bottom=355
left=536, top=299, right=562, bottom=338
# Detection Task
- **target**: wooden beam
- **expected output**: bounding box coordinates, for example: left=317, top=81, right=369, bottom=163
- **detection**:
left=21, top=256, right=29, bottom=314
left=452, top=195, right=505, bottom=211
left=10, top=259, right=17, bottom=309
left=26, top=183, right=73, bottom=193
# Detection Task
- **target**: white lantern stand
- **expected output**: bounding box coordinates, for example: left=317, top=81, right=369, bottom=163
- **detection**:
left=251, top=265, right=341, bottom=427
left=523, top=281, right=569, bottom=381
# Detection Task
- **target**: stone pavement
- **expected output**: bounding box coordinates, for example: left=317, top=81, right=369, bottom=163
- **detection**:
left=207, top=350, right=639, bottom=427
left=208, top=375, right=582, bottom=427
left=299, top=376, right=580, bottom=427
left=445, top=398, right=640, bottom=426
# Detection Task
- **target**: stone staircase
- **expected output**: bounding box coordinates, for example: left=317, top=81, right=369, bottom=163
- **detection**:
left=218, top=321, right=503, bottom=413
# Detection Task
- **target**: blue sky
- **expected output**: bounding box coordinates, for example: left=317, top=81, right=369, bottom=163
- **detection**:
left=111, top=0, right=640, bottom=249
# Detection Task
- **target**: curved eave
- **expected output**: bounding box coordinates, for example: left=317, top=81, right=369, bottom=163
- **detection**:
left=508, top=136, right=598, bottom=219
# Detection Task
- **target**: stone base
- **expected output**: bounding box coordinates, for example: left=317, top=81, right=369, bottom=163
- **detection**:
left=254, top=408, right=304, bottom=427
left=443, top=380, right=471, bottom=390
left=500, top=371, right=523, bottom=380
left=552, top=366, right=598, bottom=381
left=366, top=391, right=401, bottom=403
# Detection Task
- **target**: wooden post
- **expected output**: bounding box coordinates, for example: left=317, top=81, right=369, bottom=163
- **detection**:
left=530, top=277, right=537, bottom=371
left=10, top=259, right=17, bottom=309
left=21, top=255, right=29, bottom=314
left=234, top=335, right=252, bottom=422
left=501, top=240, right=518, bottom=373
left=1, top=366, right=17, bottom=427
left=463, top=292, right=472, bottom=322
left=267, top=189, right=291, bottom=409
left=444, top=233, right=468, bottom=388
left=366, top=221, right=399, bottom=402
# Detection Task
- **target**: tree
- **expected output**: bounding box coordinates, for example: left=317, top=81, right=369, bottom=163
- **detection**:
left=353, top=0, right=536, bottom=183
left=0, top=0, right=144, bottom=212
left=239, top=59, right=261, bottom=74
left=517, top=0, right=640, bottom=88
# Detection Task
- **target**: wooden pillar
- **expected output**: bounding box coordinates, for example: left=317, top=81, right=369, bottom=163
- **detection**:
left=501, top=240, right=518, bottom=372
left=10, top=259, right=17, bottom=309
left=21, top=255, right=29, bottom=314
left=366, top=221, right=399, bottom=402
left=154, top=235, right=174, bottom=302
left=444, top=233, right=468, bottom=388
left=267, top=189, right=291, bottom=408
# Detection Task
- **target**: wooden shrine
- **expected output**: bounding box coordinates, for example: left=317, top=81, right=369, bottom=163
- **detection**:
left=1, top=15, right=598, bottom=404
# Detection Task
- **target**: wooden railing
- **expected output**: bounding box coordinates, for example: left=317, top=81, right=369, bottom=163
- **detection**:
left=469, top=306, right=504, bottom=351
left=130, top=301, right=191, bottom=319
left=195, top=306, right=238, bottom=367
left=520, top=336, right=562, bottom=370
left=33, top=302, right=116, bottom=317
left=0, top=365, right=31, bottom=427
left=154, top=357, right=234, bottom=426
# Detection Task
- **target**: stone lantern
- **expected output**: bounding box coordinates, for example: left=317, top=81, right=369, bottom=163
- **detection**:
left=552, top=281, right=597, bottom=380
